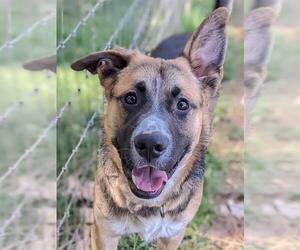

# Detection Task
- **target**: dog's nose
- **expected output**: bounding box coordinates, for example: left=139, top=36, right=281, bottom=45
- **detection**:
left=134, top=132, right=168, bottom=160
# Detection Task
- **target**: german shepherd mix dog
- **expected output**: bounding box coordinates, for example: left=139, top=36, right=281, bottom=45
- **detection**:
left=71, top=7, right=228, bottom=250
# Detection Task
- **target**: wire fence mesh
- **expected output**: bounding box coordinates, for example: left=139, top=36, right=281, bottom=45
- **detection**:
left=0, top=11, right=55, bottom=51
left=0, top=87, right=40, bottom=124
left=0, top=0, right=56, bottom=249
left=57, top=0, right=106, bottom=51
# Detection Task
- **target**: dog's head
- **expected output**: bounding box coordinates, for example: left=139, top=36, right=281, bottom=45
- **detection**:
left=71, top=8, right=228, bottom=199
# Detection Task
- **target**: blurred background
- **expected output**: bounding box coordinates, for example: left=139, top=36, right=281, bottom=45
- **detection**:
left=56, top=0, right=243, bottom=249
left=244, top=0, right=300, bottom=249
left=0, top=0, right=56, bottom=249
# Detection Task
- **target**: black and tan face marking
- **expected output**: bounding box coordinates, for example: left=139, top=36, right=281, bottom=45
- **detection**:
left=111, top=58, right=202, bottom=198
left=71, top=7, right=228, bottom=199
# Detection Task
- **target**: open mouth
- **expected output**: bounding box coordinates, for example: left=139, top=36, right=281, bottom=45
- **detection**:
left=131, top=166, right=168, bottom=198
left=129, top=145, right=190, bottom=199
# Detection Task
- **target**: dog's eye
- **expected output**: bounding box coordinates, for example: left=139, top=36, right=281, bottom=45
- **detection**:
left=177, top=99, right=189, bottom=111
left=124, top=92, right=137, bottom=105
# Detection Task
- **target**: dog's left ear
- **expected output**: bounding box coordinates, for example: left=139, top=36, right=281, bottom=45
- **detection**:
left=182, top=7, right=229, bottom=95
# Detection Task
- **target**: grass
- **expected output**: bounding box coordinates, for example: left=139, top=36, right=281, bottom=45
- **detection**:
left=0, top=67, right=56, bottom=248
left=0, top=2, right=56, bottom=247
left=0, top=68, right=56, bottom=173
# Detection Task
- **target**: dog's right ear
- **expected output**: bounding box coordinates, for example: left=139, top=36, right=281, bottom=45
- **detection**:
left=71, top=48, right=132, bottom=89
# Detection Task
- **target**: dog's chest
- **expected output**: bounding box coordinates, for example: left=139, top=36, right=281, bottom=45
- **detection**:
left=110, top=215, right=184, bottom=241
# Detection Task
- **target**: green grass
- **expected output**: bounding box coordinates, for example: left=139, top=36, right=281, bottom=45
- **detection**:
left=0, top=67, right=56, bottom=247
left=119, top=234, right=155, bottom=250
left=0, top=68, right=55, bottom=172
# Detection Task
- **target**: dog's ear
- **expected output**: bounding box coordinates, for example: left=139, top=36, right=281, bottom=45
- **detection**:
left=23, top=55, right=56, bottom=73
left=182, top=7, right=229, bottom=95
left=245, top=7, right=275, bottom=67
left=71, top=48, right=132, bottom=88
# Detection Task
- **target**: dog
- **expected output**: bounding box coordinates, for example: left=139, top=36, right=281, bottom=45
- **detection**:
left=71, top=7, right=229, bottom=250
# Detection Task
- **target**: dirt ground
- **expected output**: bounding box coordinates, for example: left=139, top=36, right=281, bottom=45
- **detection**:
left=244, top=76, right=300, bottom=249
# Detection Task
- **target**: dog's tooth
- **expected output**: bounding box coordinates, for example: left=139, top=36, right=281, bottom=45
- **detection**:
left=132, top=174, right=136, bottom=185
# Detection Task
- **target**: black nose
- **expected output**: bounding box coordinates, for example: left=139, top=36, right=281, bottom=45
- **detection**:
left=134, top=132, right=169, bottom=161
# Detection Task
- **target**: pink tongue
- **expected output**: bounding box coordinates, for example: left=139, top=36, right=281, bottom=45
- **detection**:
left=132, top=166, right=168, bottom=192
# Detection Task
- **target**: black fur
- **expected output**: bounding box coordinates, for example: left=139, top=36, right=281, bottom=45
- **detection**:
left=151, top=33, right=191, bottom=59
